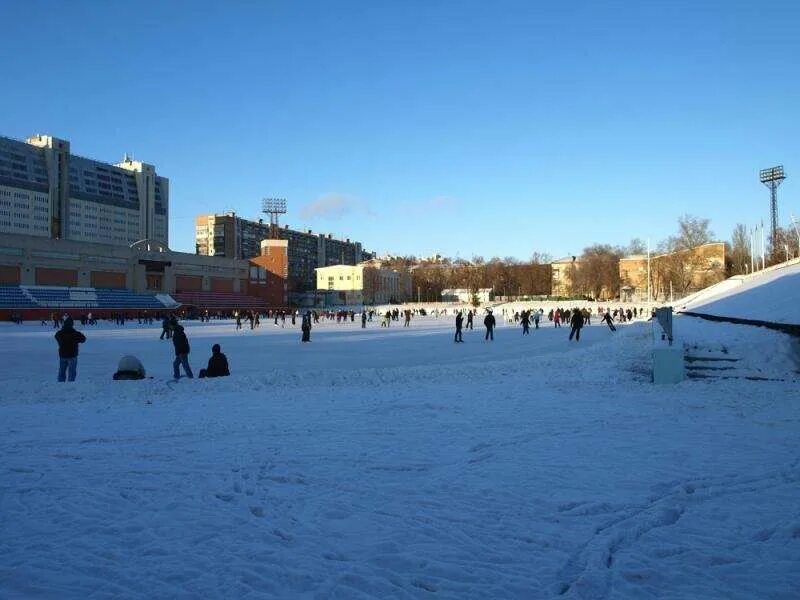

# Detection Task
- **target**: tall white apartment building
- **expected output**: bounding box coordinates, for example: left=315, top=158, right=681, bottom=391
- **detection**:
left=0, top=133, right=168, bottom=246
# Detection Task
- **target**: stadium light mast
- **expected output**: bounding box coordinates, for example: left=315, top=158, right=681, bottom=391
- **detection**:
left=261, top=198, right=287, bottom=240
left=759, top=165, right=786, bottom=255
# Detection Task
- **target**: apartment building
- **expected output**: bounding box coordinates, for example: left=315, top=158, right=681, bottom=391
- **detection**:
left=0, top=134, right=168, bottom=246
left=195, top=212, right=370, bottom=291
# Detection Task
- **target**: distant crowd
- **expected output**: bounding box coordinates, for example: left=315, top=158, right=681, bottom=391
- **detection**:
left=46, top=303, right=652, bottom=383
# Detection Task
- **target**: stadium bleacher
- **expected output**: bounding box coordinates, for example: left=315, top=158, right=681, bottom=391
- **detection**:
left=0, top=285, right=176, bottom=310
left=172, top=291, right=267, bottom=310
left=0, top=286, right=37, bottom=309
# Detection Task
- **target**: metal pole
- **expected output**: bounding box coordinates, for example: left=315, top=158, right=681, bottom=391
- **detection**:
left=791, top=214, right=800, bottom=256
left=750, top=227, right=755, bottom=273
left=646, top=238, right=651, bottom=304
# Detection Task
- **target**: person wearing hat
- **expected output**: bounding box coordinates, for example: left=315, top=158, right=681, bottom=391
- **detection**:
left=55, top=317, right=86, bottom=382
left=199, top=344, right=230, bottom=378
left=113, top=356, right=146, bottom=380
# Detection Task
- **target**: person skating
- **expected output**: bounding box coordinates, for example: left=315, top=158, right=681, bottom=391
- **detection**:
left=569, top=308, right=584, bottom=341
left=466, top=310, right=474, bottom=330
left=484, top=309, right=496, bottom=341
left=361, top=311, right=367, bottom=329
left=113, top=355, right=146, bottom=380
left=235, top=312, right=242, bottom=330
left=171, top=323, right=193, bottom=379
left=602, top=312, right=617, bottom=331
left=554, top=309, right=561, bottom=328
left=55, top=317, right=86, bottom=382
left=533, top=310, right=541, bottom=329
left=160, top=316, right=172, bottom=340
left=301, top=311, right=312, bottom=342
left=199, top=344, right=230, bottom=378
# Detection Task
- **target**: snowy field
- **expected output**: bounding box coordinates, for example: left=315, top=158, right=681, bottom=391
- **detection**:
left=1, top=315, right=799, bottom=599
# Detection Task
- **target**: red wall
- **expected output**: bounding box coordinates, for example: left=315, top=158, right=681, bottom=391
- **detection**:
left=210, top=277, right=234, bottom=293
left=0, top=265, right=20, bottom=285
left=36, top=267, right=77, bottom=286
left=175, top=275, right=202, bottom=292
left=91, top=271, right=126, bottom=289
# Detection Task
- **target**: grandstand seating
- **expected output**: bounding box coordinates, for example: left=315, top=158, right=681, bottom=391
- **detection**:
left=172, top=291, right=267, bottom=309
left=0, top=285, right=176, bottom=310
left=0, top=286, right=36, bottom=309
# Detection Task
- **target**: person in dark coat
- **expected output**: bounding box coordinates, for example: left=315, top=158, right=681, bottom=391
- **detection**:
left=602, top=311, right=617, bottom=332
left=171, top=324, right=193, bottom=379
left=160, top=316, right=171, bottom=339
left=361, top=311, right=367, bottom=328
left=55, top=317, right=86, bottom=382
left=569, top=308, right=585, bottom=341
left=466, top=310, right=474, bottom=330
left=454, top=311, right=464, bottom=343
left=521, top=310, right=530, bottom=335
left=199, top=344, right=230, bottom=378
left=484, top=310, right=496, bottom=341
left=301, top=312, right=312, bottom=342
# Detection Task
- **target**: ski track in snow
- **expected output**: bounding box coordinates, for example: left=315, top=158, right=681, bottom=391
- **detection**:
left=0, top=316, right=798, bottom=599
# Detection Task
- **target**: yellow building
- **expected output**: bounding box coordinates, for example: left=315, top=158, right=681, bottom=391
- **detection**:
left=620, top=242, right=726, bottom=302
left=550, top=256, right=579, bottom=297
left=316, top=260, right=411, bottom=305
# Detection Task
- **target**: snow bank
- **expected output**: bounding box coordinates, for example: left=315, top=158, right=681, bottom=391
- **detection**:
left=679, top=259, right=800, bottom=325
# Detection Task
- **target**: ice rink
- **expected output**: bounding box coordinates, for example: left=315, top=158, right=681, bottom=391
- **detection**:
left=1, top=314, right=798, bottom=598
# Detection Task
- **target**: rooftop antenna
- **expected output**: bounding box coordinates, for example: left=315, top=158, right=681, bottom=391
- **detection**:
left=262, top=198, right=287, bottom=239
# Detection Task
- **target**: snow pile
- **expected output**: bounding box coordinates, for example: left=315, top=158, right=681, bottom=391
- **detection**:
left=1, top=317, right=798, bottom=598
left=678, top=259, right=800, bottom=325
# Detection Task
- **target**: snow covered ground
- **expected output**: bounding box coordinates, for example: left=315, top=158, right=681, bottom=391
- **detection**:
left=1, top=314, right=798, bottom=599
left=679, top=259, right=800, bottom=325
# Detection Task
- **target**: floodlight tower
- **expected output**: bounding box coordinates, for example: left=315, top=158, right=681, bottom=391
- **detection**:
left=759, top=165, right=786, bottom=253
left=261, top=198, right=287, bottom=239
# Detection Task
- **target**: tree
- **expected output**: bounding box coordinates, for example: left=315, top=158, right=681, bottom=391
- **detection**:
left=669, top=215, right=714, bottom=251
left=574, top=244, right=624, bottom=299
left=627, top=238, right=647, bottom=255
left=728, top=224, right=749, bottom=275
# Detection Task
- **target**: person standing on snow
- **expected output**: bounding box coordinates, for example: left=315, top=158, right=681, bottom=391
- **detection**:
left=466, top=310, right=474, bottom=330
left=55, top=317, right=86, bottom=382
left=171, top=323, right=193, bottom=379
left=533, top=310, right=541, bottom=329
left=484, top=309, right=496, bottom=341
left=454, top=310, right=464, bottom=343
left=301, top=311, right=312, bottom=342
left=569, top=308, right=585, bottom=341
left=361, top=311, right=367, bottom=329
left=521, top=310, right=530, bottom=335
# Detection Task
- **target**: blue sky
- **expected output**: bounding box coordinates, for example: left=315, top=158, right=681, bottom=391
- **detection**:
left=1, top=1, right=798, bottom=259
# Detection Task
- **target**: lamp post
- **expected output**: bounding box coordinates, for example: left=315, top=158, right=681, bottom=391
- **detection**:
left=759, top=166, right=786, bottom=257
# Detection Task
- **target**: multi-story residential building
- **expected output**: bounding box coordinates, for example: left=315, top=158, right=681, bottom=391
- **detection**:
left=195, top=212, right=371, bottom=291
left=0, top=134, right=168, bottom=246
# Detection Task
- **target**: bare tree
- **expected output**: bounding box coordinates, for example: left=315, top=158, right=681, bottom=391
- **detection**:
left=728, top=224, right=749, bottom=275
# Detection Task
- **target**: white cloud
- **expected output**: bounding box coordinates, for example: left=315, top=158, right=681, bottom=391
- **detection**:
left=298, top=194, right=372, bottom=220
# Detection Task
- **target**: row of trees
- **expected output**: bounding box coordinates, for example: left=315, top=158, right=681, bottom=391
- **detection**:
left=385, top=214, right=799, bottom=302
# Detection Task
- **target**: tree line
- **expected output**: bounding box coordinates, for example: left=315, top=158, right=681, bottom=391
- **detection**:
left=383, top=214, right=799, bottom=302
